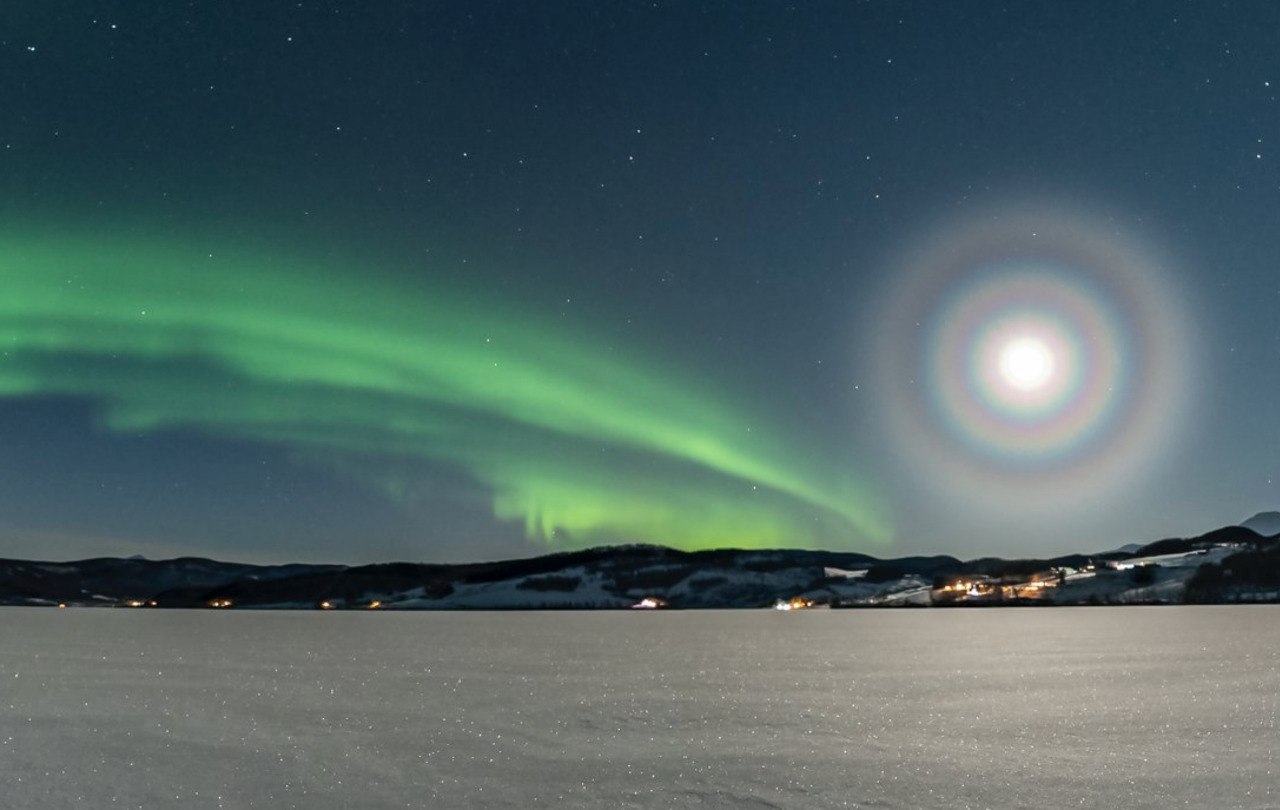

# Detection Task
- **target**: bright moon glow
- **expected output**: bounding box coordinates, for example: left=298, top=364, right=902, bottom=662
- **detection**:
left=998, top=338, right=1054, bottom=391
left=871, top=201, right=1194, bottom=518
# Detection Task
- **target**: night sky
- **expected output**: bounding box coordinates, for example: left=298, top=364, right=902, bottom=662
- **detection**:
left=1, top=2, right=1276, bottom=564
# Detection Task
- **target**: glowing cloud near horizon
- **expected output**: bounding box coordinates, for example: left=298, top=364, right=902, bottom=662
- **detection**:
left=871, top=203, right=1195, bottom=515
left=0, top=230, right=888, bottom=552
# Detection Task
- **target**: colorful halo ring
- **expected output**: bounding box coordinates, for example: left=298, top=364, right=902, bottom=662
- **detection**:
left=927, top=267, right=1125, bottom=462
left=869, top=202, right=1194, bottom=512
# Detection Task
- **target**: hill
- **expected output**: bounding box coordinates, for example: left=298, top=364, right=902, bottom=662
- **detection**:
left=3, top=523, right=1278, bottom=609
left=1241, top=511, right=1280, bottom=538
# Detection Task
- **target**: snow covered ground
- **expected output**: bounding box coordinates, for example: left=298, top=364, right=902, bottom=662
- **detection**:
left=3, top=607, right=1278, bottom=808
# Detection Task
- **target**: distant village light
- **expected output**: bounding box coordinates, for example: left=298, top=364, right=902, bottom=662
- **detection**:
left=774, top=597, right=814, bottom=611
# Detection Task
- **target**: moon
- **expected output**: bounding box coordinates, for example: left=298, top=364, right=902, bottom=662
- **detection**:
left=998, top=337, right=1054, bottom=391
left=870, top=201, right=1196, bottom=521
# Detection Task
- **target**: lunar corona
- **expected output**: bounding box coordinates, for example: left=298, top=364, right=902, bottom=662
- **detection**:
left=871, top=202, right=1193, bottom=516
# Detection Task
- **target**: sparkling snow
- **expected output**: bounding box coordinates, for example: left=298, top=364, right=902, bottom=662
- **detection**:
left=2, top=607, right=1278, bottom=808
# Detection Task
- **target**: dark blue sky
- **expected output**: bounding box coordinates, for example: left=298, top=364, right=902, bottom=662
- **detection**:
left=0, top=2, right=1276, bottom=563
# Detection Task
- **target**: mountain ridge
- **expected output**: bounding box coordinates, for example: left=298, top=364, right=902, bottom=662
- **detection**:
left=1241, top=511, right=1280, bottom=538
left=2, top=522, right=1278, bottom=609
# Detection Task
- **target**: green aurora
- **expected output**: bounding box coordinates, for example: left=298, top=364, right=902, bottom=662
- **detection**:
left=0, top=231, right=888, bottom=551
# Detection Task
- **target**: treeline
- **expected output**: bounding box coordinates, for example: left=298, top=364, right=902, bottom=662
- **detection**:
left=1185, top=543, right=1280, bottom=603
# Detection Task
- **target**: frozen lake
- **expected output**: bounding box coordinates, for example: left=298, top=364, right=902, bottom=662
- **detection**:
left=2, top=607, right=1277, bottom=808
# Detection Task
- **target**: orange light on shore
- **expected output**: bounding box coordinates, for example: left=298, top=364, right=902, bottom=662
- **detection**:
left=774, top=597, right=815, bottom=611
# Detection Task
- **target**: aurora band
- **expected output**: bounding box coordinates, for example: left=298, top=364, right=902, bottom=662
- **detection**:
left=0, top=231, right=888, bottom=551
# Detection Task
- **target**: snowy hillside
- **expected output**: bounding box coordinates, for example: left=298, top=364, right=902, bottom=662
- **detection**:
left=2, top=521, right=1279, bottom=609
